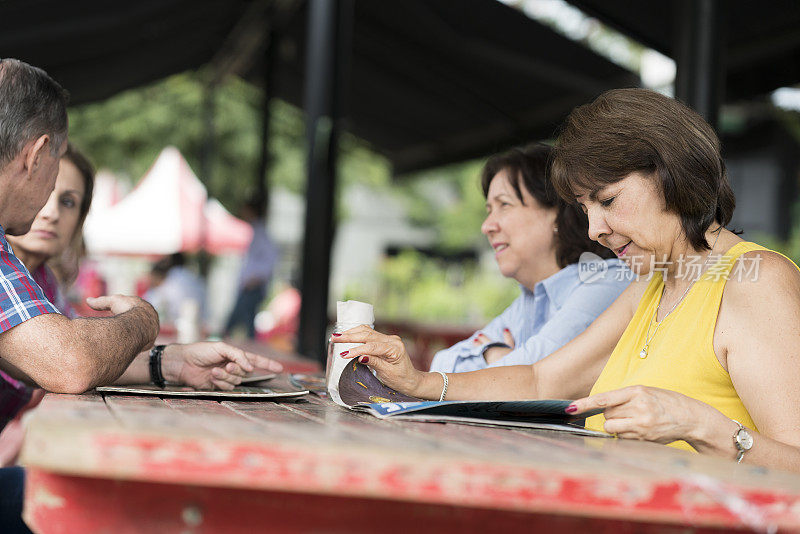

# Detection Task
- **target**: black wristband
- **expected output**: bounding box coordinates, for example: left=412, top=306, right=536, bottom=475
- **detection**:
left=149, top=344, right=167, bottom=388
left=480, top=342, right=511, bottom=356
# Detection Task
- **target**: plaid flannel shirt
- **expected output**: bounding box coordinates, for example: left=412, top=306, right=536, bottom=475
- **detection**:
left=0, top=229, right=59, bottom=430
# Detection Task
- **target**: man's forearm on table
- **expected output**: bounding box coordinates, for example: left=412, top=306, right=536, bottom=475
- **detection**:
left=72, top=307, right=159, bottom=388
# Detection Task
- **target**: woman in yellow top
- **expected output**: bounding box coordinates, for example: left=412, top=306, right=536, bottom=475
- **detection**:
left=335, top=88, right=800, bottom=472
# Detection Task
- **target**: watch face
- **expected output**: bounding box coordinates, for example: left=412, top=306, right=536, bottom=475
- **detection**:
left=736, top=428, right=754, bottom=450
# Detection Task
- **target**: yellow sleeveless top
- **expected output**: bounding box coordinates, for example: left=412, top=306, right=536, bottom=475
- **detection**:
left=586, top=241, right=775, bottom=451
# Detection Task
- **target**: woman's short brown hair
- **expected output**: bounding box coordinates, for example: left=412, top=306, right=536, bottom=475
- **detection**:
left=550, top=88, right=735, bottom=251
left=481, top=143, right=614, bottom=268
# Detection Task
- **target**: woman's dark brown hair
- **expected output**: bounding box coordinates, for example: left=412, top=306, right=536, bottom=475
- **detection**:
left=63, top=142, right=95, bottom=226
left=550, top=88, right=735, bottom=251
left=481, top=143, right=614, bottom=268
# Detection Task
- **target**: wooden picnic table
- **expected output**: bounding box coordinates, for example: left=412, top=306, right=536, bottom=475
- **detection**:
left=18, top=387, right=800, bottom=533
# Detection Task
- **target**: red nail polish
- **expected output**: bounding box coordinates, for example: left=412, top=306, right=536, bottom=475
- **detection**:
left=339, top=350, right=349, bottom=357
left=359, top=356, right=369, bottom=364
left=504, top=328, right=510, bottom=333
left=332, top=332, right=342, bottom=337
left=565, top=404, right=578, bottom=414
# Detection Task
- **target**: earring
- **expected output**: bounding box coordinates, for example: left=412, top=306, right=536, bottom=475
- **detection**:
left=553, top=226, right=558, bottom=234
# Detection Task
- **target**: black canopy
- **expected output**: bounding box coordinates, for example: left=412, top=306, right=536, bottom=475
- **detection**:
left=567, top=0, right=800, bottom=102
left=0, top=0, right=246, bottom=105
left=1, top=0, right=638, bottom=174
left=256, top=0, right=638, bottom=174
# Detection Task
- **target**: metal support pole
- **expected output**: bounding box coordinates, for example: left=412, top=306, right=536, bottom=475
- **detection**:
left=255, top=19, right=276, bottom=212
left=297, top=0, right=353, bottom=362
left=197, top=80, right=217, bottom=277
left=674, top=0, right=724, bottom=130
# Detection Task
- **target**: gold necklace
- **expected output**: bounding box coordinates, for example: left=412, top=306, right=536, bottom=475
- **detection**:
left=638, top=229, right=722, bottom=359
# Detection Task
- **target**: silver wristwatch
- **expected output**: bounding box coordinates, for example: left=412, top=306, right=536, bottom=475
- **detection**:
left=732, top=419, right=753, bottom=464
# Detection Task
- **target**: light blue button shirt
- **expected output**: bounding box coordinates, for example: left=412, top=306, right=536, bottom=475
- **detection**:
left=429, top=259, right=631, bottom=373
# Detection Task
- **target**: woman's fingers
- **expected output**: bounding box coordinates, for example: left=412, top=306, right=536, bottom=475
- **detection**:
left=472, top=333, right=491, bottom=346
left=335, top=326, right=408, bottom=363
left=502, top=328, right=515, bottom=348
left=601, top=416, right=639, bottom=437
left=355, top=351, right=391, bottom=373
left=570, top=386, right=679, bottom=442
left=341, top=341, right=402, bottom=362
left=567, top=387, right=638, bottom=415
left=335, top=325, right=396, bottom=345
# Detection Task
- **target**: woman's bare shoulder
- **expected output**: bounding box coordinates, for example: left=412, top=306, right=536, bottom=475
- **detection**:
left=726, top=249, right=800, bottom=297
left=722, top=249, right=800, bottom=326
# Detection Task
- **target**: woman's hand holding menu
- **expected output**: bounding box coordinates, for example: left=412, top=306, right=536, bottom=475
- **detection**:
left=334, top=325, right=433, bottom=398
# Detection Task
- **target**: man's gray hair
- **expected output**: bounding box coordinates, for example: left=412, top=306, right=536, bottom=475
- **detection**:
left=0, top=58, right=69, bottom=169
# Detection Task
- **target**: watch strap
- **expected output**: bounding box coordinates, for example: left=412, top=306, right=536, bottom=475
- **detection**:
left=731, top=419, right=748, bottom=464
left=149, top=344, right=167, bottom=388
left=480, top=342, right=511, bottom=356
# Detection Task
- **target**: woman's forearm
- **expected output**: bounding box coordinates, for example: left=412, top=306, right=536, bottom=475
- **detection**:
left=336, top=326, right=545, bottom=401
left=689, top=409, right=800, bottom=472
left=416, top=365, right=538, bottom=400
left=737, top=434, right=800, bottom=472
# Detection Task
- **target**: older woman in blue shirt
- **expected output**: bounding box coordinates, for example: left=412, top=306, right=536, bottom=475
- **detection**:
left=430, top=144, right=630, bottom=373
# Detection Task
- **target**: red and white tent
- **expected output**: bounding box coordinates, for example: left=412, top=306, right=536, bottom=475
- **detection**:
left=84, top=147, right=252, bottom=255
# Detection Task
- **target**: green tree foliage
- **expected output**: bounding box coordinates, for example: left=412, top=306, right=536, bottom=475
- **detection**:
left=353, top=163, right=518, bottom=325
left=398, top=159, right=488, bottom=253
left=69, top=72, right=295, bottom=208
left=343, top=250, right=518, bottom=325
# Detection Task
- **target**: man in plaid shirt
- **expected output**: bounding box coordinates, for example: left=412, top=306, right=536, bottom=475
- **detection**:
left=0, top=59, right=161, bottom=532
left=0, top=60, right=160, bottom=412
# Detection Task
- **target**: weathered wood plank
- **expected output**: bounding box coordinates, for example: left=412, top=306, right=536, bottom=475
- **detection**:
left=297, top=396, right=658, bottom=473
left=281, top=398, right=474, bottom=453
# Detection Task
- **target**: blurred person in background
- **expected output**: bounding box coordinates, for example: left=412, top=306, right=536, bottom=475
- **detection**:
left=255, top=278, right=302, bottom=350
left=144, top=252, right=207, bottom=327
left=429, top=144, right=630, bottom=373
left=223, top=198, right=280, bottom=339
